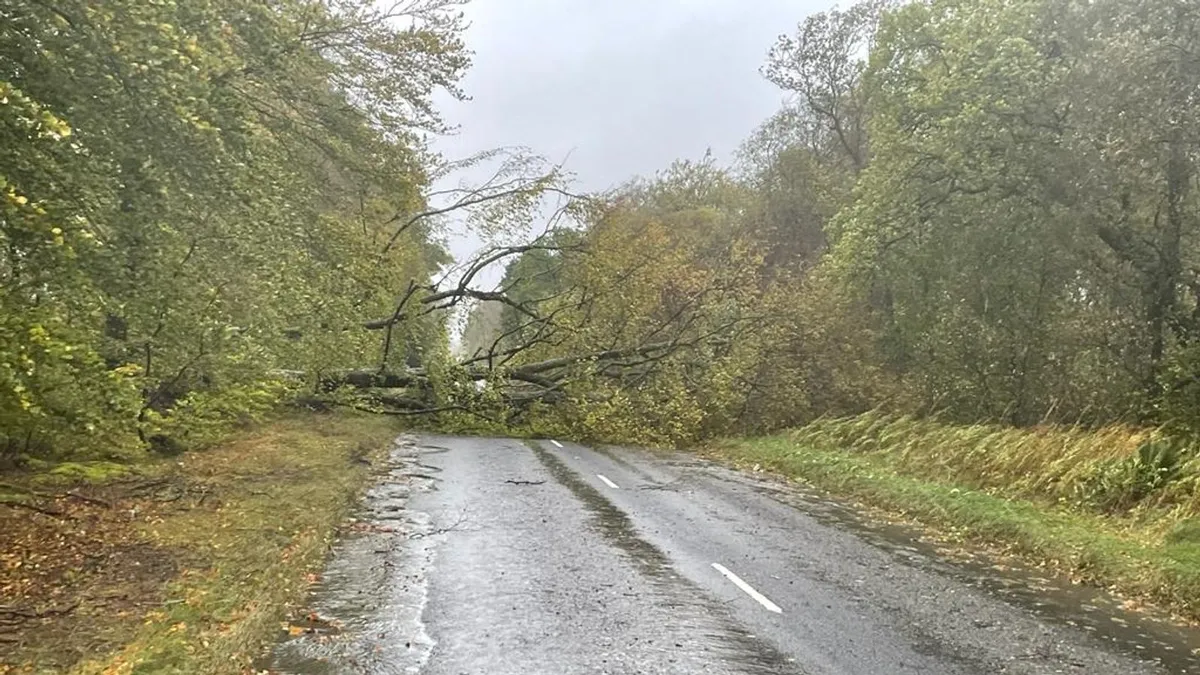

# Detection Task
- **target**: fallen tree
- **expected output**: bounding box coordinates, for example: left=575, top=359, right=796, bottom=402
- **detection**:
left=306, top=152, right=774, bottom=442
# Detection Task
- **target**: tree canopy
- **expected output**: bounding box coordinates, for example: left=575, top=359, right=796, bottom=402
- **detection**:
left=6, top=0, right=1200, bottom=460
left=458, top=0, right=1200, bottom=444
left=0, top=0, right=467, bottom=460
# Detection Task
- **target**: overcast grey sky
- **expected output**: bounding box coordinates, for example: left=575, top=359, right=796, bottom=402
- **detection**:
left=435, top=0, right=828, bottom=190
left=430, top=0, right=831, bottom=309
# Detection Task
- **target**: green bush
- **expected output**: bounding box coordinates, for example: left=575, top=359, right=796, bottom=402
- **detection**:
left=1076, top=439, right=1189, bottom=513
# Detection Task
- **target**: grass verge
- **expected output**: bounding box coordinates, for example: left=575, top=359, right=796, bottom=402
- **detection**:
left=706, top=422, right=1200, bottom=623
left=0, top=411, right=399, bottom=675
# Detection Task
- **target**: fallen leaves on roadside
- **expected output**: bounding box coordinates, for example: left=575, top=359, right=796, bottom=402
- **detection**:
left=0, top=484, right=180, bottom=670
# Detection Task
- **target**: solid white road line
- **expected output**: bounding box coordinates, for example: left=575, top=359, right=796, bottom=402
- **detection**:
left=550, top=439, right=564, bottom=448
left=597, top=474, right=620, bottom=489
left=712, top=563, right=783, bottom=614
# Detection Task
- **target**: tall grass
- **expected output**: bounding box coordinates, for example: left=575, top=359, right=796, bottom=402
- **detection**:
left=787, top=412, right=1200, bottom=524
left=711, top=413, right=1200, bottom=619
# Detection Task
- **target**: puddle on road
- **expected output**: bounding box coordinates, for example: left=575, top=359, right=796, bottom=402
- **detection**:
left=700, top=462, right=1200, bottom=674
left=264, top=436, right=445, bottom=675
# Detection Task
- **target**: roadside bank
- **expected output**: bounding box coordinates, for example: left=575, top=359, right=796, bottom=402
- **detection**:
left=0, top=412, right=398, bottom=675
left=706, top=413, right=1200, bottom=624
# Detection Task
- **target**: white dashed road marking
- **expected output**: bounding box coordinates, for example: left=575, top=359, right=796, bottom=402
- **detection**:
left=550, top=439, right=564, bottom=448
left=597, top=474, right=620, bottom=489
left=712, top=563, right=782, bottom=614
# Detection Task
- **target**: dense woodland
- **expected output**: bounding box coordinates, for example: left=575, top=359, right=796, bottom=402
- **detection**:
left=0, top=0, right=471, bottom=461
left=3, top=0, right=1200, bottom=463
left=462, top=0, right=1200, bottom=445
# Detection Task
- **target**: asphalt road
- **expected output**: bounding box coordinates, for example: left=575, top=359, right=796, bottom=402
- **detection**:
left=271, top=434, right=1200, bottom=675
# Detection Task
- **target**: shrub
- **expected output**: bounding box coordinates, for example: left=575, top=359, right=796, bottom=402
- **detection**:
left=1075, top=439, right=1190, bottom=514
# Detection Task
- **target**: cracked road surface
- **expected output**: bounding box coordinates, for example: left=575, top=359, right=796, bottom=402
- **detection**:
left=270, top=435, right=1200, bottom=675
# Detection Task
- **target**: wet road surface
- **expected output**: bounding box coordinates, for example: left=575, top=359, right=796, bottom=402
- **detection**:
left=270, top=434, right=1200, bottom=674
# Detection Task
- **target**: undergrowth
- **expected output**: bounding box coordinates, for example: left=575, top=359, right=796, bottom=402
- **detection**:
left=786, top=412, right=1200, bottom=522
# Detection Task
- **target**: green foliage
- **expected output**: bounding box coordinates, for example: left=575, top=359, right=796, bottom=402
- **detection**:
left=13, top=0, right=1200, bottom=457
left=141, top=379, right=294, bottom=453
left=0, top=0, right=465, bottom=459
left=831, top=0, right=1086, bottom=423
left=1077, top=439, right=1191, bottom=514
left=819, top=0, right=1200, bottom=426
left=445, top=0, right=1200, bottom=450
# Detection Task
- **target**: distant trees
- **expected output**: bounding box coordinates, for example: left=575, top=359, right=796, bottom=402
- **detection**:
left=458, top=0, right=1200, bottom=444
